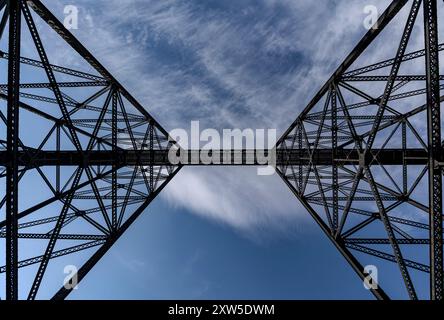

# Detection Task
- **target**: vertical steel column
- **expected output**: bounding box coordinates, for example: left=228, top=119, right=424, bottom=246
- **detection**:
left=149, top=121, right=154, bottom=193
left=56, top=124, right=60, bottom=193
left=331, top=87, right=339, bottom=233
left=111, top=90, right=118, bottom=230
left=297, top=123, right=303, bottom=194
left=424, top=0, right=443, bottom=301
left=402, top=121, right=408, bottom=195
left=6, top=0, right=21, bottom=301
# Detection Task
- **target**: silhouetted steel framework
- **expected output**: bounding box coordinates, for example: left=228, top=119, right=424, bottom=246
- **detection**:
left=0, top=0, right=442, bottom=300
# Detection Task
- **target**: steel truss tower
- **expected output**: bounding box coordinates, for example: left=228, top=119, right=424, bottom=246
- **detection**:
left=0, top=0, right=442, bottom=300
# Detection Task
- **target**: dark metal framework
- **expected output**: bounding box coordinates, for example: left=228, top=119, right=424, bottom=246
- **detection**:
left=0, top=0, right=442, bottom=300
left=277, top=0, right=443, bottom=300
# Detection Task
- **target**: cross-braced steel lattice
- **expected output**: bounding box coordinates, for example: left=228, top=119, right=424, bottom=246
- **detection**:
left=0, top=0, right=442, bottom=300
left=0, top=0, right=180, bottom=300
left=277, top=0, right=443, bottom=300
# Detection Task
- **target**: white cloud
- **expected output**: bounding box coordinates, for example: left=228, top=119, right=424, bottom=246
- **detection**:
left=39, top=0, right=443, bottom=236
left=162, top=166, right=306, bottom=237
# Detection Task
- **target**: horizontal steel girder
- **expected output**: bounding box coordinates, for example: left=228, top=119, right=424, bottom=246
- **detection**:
left=0, top=148, right=431, bottom=167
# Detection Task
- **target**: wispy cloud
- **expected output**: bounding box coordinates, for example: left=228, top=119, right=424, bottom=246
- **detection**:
left=163, top=166, right=305, bottom=236
left=41, top=0, right=437, bottom=236
left=55, top=0, right=392, bottom=131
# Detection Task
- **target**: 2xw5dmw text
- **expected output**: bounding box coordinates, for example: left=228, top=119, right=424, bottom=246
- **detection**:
left=168, top=304, right=275, bottom=318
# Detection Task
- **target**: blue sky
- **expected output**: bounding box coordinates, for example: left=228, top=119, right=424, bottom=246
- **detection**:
left=68, top=192, right=376, bottom=300
left=49, top=0, right=390, bottom=300
left=49, top=0, right=394, bottom=239
left=3, top=0, right=442, bottom=299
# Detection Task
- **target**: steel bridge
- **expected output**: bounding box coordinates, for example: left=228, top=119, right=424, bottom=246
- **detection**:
left=0, top=0, right=443, bottom=300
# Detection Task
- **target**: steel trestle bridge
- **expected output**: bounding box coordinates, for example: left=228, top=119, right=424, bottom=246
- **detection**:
left=0, top=0, right=443, bottom=300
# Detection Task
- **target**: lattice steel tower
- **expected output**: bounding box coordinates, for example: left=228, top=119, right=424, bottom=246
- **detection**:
left=0, top=0, right=442, bottom=300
